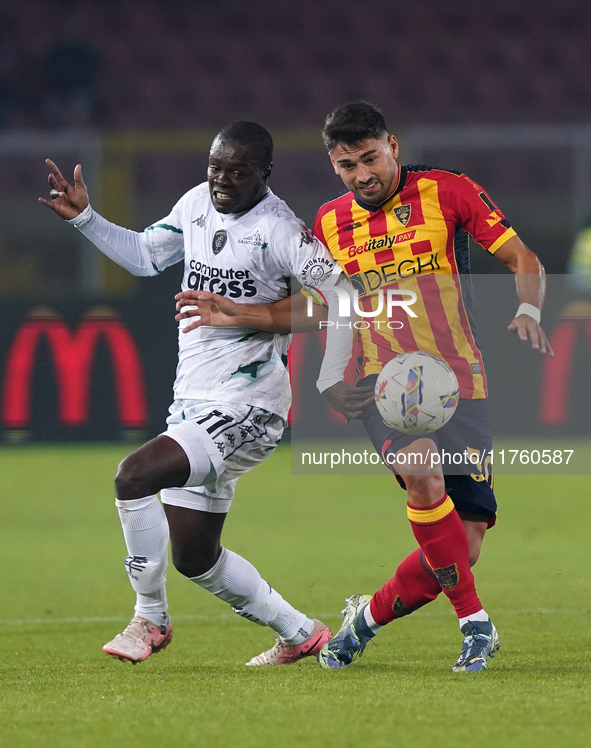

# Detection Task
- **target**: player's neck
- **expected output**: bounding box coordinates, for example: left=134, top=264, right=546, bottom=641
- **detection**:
left=382, top=164, right=401, bottom=203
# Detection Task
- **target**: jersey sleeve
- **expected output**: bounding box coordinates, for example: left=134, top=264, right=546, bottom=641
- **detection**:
left=316, top=275, right=356, bottom=392
left=270, top=216, right=339, bottom=289
left=312, top=209, right=328, bottom=248
left=143, top=197, right=186, bottom=271
left=69, top=205, right=161, bottom=277
left=447, top=173, right=516, bottom=254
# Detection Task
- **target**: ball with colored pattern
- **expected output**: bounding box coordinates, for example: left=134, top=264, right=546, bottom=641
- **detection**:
left=374, top=351, right=459, bottom=434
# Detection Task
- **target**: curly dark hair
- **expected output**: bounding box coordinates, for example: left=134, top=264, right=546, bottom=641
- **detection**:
left=322, top=102, right=388, bottom=151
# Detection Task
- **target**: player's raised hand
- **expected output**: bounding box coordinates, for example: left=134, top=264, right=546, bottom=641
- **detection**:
left=508, top=314, right=554, bottom=356
left=323, top=381, right=375, bottom=422
left=38, top=160, right=89, bottom=220
left=175, top=290, right=242, bottom=332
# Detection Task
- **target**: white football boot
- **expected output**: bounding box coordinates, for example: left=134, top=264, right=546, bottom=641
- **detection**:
left=103, top=615, right=172, bottom=663
left=246, top=619, right=332, bottom=666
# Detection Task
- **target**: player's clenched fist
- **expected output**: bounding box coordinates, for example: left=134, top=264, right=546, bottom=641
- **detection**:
left=38, top=159, right=89, bottom=220
left=322, top=381, right=375, bottom=422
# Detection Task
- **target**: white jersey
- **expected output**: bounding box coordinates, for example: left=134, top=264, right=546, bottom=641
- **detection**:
left=70, top=184, right=336, bottom=419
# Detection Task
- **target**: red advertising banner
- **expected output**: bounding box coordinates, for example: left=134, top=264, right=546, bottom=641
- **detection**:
left=2, top=307, right=147, bottom=430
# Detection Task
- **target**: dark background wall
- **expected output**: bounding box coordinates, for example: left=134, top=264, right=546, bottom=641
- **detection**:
left=1, top=0, right=590, bottom=442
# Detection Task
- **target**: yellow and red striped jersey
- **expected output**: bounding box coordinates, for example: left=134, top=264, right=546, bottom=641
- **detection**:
left=313, top=165, right=516, bottom=398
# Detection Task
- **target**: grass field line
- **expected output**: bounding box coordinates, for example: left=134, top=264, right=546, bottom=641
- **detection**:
left=7, top=608, right=590, bottom=627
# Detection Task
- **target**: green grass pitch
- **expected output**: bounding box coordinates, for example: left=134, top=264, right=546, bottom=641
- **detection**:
left=1, top=443, right=590, bottom=748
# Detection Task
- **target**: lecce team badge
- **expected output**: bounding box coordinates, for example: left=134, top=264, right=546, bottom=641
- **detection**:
left=394, top=204, right=411, bottom=226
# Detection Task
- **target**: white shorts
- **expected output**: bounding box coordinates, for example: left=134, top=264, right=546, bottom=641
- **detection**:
left=160, top=400, right=285, bottom=514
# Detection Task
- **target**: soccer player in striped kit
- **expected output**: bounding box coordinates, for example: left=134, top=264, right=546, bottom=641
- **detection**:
left=312, top=102, right=553, bottom=672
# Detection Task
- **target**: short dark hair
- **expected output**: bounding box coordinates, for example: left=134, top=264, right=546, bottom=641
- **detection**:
left=215, top=120, right=273, bottom=167
left=322, top=102, right=388, bottom=151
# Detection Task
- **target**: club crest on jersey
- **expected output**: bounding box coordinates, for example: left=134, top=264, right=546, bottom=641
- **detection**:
left=394, top=204, right=411, bottom=226
left=212, top=230, right=228, bottom=255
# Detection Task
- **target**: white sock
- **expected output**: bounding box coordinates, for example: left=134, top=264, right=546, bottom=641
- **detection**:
left=190, top=547, right=314, bottom=645
left=116, top=495, right=169, bottom=627
left=363, top=604, right=383, bottom=635
left=459, top=608, right=489, bottom=628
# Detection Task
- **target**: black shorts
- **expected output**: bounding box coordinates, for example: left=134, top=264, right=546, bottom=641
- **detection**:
left=360, top=375, right=497, bottom=525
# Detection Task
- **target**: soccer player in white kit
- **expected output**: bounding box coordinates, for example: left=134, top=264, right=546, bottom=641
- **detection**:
left=39, top=121, right=335, bottom=665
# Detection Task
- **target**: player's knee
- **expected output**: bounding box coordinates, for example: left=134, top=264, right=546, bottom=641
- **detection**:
left=171, top=544, right=220, bottom=579
left=115, top=454, right=152, bottom=500
left=403, top=474, right=445, bottom=505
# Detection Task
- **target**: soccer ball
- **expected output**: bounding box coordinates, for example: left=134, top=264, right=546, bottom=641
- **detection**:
left=374, top=351, right=459, bottom=434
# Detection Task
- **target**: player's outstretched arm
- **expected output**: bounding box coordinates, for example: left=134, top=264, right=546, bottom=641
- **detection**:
left=175, top=290, right=326, bottom=333
left=38, top=159, right=89, bottom=220
left=495, top=235, right=554, bottom=356
left=38, top=159, right=179, bottom=277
